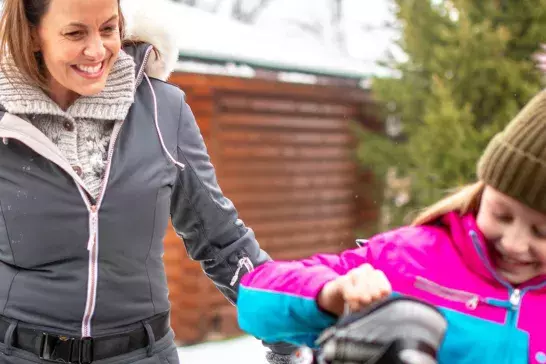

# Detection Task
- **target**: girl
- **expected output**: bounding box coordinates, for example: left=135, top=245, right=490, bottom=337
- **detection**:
left=237, top=90, right=546, bottom=364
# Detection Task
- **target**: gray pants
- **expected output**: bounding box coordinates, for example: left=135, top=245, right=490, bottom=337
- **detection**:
left=0, top=327, right=180, bottom=364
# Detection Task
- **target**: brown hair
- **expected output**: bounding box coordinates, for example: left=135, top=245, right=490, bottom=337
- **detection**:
left=0, top=0, right=126, bottom=89
left=411, top=181, right=485, bottom=226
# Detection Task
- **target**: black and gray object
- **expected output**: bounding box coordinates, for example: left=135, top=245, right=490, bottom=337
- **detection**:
left=293, top=297, right=447, bottom=364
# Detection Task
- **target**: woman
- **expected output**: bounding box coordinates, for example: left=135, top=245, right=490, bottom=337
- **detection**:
left=0, top=0, right=292, bottom=363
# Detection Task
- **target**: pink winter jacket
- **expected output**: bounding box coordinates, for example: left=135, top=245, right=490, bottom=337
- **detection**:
left=237, top=212, right=546, bottom=364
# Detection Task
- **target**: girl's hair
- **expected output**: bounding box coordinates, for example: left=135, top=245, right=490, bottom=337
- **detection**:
left=0, top=0, right=125, bottom=89
left=411, top=181, right=485, bottom=226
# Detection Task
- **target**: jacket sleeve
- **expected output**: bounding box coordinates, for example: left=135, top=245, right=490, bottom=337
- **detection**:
left=237, top=237, right=387, bottom=348
left=170, top=96, right=270, bottom=304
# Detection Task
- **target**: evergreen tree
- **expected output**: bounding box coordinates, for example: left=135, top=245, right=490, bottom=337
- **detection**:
left=357, top=0, right=546, bottom=230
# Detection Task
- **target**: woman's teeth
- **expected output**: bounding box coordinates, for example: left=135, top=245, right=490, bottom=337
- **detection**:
left=76, top=63, right=102, bottom=74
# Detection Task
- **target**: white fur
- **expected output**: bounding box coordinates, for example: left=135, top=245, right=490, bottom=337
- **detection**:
left=122, top=0, right=179, bottom=81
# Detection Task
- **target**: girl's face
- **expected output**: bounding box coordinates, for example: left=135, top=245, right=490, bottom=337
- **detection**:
left=34, top=0, right=122, bottom=108
left=477, top=186, right=546, bottom=285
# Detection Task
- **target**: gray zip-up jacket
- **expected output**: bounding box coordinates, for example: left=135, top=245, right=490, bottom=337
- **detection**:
left=0, top=42, right=271, bottom=339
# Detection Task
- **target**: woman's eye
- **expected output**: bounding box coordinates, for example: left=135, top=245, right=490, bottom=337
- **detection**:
left=65, top=31, right=84, bottom=38
left=102, top=26, right=117, bottom=35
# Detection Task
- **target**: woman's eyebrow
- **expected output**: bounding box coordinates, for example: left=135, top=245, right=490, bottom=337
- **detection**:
left=66, top=15, right=118, bottom=28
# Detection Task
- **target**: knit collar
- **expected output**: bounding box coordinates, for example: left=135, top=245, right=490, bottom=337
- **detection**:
left=0, top=50, right=136, bottom=121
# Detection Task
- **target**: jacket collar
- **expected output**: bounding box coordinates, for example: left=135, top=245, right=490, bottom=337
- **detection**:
left=441, top=211, right=546, bottom=289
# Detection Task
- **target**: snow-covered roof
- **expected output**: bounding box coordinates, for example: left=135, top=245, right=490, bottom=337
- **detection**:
left=122, top=0, right=372, bottom=80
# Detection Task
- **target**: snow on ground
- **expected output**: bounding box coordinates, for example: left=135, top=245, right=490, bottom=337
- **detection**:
left=177, top=336, right=271, bottom=364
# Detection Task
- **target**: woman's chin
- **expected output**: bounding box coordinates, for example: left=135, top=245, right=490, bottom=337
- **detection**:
left=71, top=80, right=108, bottom=97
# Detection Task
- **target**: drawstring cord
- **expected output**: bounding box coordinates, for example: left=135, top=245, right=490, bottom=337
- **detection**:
left=143, top=73, right=186, bottom=171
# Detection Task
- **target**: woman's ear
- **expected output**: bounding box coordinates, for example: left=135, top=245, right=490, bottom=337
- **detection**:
left=30, top=27, right=41, bottom=52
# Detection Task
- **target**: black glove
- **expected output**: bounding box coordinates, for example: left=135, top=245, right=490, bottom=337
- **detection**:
left=310, top=297, right=447, bottom=364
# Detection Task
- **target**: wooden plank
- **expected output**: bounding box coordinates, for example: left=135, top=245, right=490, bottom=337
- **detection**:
left=218, top=129, right=354, bottom=147
left=192, top=115, right=212, bottom=136
left=258, top=227, right=356, bottom=251
left=220, top=144, right=352, bottom=161
left=217, top=96, right=358, bottom=117
left=235, top=203, right=354, bottom=221
left=225, top=188, right=355, bottom=207
left=248, top=215, right=353, bottom=236
left=219, top=160, right=357, bottom=178
left=217, top=113, right=350, bottom=131
left=165, top=266, right=203, bottom=282
left=219, top=174, right=355, bottom=192
left=186, top=99, right=213, bottom=115
left=171, top=327, right=202, bottom=345
left=217, top=159, right=354, bottom=181
left=271, top=245, right=348, bottom=261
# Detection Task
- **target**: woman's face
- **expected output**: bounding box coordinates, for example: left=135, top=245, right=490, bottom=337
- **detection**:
left=477, top=186, right=546, bottom=285
left=34, top=0, right=121, bottom=108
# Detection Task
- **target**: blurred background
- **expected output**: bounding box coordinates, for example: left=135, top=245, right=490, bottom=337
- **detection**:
left=119, top=0, right=546, bottom=361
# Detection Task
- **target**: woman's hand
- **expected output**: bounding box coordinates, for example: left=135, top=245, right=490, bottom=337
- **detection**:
left=317, top=264, right=392, bottom=316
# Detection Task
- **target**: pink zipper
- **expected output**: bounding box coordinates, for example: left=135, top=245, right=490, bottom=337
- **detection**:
left=81, top=47, right=152, bottom=338
left=80, top=120, right=124, bottom=337
left=414, top=276, right=481, bottom=310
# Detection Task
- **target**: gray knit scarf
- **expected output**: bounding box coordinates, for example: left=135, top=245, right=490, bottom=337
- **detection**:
left=0, top=51, right=136, bottom=198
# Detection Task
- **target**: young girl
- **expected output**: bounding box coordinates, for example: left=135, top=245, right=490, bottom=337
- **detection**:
left=237, top=90, right=546, bottom=364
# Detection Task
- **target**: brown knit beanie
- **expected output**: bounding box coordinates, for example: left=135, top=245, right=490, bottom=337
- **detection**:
left=477, top=90, right=546, bottom=214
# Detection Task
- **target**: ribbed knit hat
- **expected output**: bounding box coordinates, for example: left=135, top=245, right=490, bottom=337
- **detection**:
left=477, top=90, right=546, bottom=214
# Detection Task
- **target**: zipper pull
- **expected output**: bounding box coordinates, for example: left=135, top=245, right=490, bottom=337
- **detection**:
left=229, top=257, right=255, bottom=287
left=509, top=289, right=521, bottom=309
left=87, top=206, right=98, bottom=251
left=465, top=296, right=479, bottom=310
left=230, top=259, right=245, bottom=287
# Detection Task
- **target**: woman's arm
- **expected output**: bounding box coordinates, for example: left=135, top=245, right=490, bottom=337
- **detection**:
left=170, top=94, right=269, bottom=303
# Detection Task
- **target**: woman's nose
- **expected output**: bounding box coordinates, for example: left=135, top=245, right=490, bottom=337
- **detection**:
left=83, top=34, right=106, bottom=60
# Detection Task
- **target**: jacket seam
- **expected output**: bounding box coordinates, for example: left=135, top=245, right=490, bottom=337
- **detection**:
left=175, top=94, right=227, bottom=219
left=175, top=93, right=183, bottom=160
left=175, top=146, right=230, bottom=219
left=0, top=199, right=19, bottom=313
left=174, top=95, right=231, bottom=267
left=145, top=189, right=160, bottom=315
left=2, top=271, right=19, bottom=316
left=174, top=172, right=230, bottom=269
left=174, top=93, right=212, bottom=258
left=0, top=200, right=15, bottom=266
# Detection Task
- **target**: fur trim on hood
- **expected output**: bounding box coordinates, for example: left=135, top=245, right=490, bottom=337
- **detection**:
left=121, top=0, right=179, bottom=81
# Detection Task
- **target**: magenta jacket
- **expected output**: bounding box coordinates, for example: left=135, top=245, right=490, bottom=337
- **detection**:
left=237, top=212, right=546, bottom=364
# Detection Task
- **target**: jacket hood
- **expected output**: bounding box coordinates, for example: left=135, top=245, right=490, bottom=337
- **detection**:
left=121, top=0, right=179, bottom=82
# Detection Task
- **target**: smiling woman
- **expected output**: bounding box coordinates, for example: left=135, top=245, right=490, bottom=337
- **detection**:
left=35, top=0, right=122, bottom=107
left=0, top=0, right=290, bottom=363
left=0, top=0, right=125, bottom=109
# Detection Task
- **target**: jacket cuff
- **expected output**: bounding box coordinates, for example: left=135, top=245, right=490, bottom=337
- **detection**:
left=266, top=351, right=293, bottom=364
